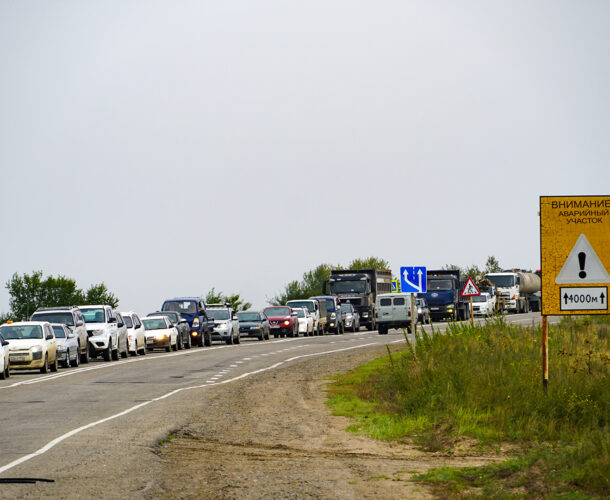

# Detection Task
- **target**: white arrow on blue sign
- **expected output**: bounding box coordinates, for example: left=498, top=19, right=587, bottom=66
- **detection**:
left=400, top=267, right=427, bottom=294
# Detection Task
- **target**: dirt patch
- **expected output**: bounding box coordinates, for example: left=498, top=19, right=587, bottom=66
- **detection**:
left=150, top=346, right=501, bottom=499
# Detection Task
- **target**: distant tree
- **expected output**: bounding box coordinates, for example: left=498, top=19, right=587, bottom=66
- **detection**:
left=83, top=283, right=119, bottom=309
left=205, top=288, right=224, bottom=304
left=348, top=257, right=390, bottom=270
left=269, top=280, right=305, bottom=305
left=269, top=263, right=342, bottom=305
left=484, top=255, right=502, bottom=274
left=224, top=294, right=252, bottom=312
left=6, top=271, right=85, bottom=320
left=463, top=265, right=482, bottom=281
left=441, top=264, right=461, bottom=271
left=0, top=312, right=17, bottom=325
left=204, top=288, right=251, bottom=311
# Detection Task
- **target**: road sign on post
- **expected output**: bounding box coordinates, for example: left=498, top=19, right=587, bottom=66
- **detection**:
left=460, top=277, right=480, bottom=325
left=539, top=195, right=610, bottom=393
left=391, top=279, right=400, bottom=293
left=400, top=267, right=427, bottom=294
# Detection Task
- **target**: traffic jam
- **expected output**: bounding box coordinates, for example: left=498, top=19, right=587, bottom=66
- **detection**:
left=0, top=267, right=540, bottom=379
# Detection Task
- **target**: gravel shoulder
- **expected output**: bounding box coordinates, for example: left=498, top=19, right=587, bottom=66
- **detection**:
left=151, top=345, right=500, bottom=499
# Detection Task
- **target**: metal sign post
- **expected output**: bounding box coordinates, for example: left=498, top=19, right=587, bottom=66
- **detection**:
left=540, top=195, right=610, bottom=392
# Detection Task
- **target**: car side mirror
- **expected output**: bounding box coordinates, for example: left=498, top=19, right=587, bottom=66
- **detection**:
left=109, top=317, right=117, bottom=324
left=76, top=320, right=84, bottom=327
left=46, top=334, right=54, bottom=340
left=135, top=324, right=141, bottom=329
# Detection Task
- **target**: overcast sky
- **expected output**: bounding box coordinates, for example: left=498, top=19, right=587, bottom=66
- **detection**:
left=1, top=1, right=609, bottom=314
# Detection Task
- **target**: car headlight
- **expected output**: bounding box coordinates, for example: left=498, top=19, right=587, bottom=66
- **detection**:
left=283, top=320, right=290, bottom=326
left=155, top=333, right=168, bottom=340
left=31, top=345, right=42, bottom=353
left=361, top=312, right=369, bottom=318
left=218, top=323, right=227, bottom=329
left=418, top=308, right=423, bottom=314
left=346, top=314, right=353, bottom=320
left=92, top=329, right=107, bottom=336
left=251, top=325, right=261, bottom=330
left=57, top=345, right=67, bottom=352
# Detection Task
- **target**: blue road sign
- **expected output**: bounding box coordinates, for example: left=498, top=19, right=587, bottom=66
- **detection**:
left=400, top=266, right=427, bottom=294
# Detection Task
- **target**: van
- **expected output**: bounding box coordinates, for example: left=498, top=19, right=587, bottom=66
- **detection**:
left=375, top=292, right=414, bottom=335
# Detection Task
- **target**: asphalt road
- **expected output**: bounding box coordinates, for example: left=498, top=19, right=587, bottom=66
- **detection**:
left=0, top=312, right=555, bottom=493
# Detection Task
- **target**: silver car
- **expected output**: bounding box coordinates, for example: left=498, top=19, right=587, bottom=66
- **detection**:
left=113, top=311, right=129, bottom=359
left=51, top=323, right=80, bottom=368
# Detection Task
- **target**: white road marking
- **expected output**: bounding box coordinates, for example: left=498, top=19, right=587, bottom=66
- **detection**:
left=0, top=341, right=379, bottom=475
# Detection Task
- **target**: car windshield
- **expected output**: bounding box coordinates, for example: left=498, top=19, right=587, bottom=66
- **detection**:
left=52, top=325, right=66, bottom=338
left=295, top=309, right=305, bottom=318
left=415, top=299, right=424, bottom=306
left=286, top=301, right=314, bottom=312
left=264, top=307, right=290, bottom=316
left=143, top=318, right=166, bottom=330
left=158, top=312, right=178, bottom=323
left=30, top=312, right=74, bottom=326
left=486, top=275, right=515, bottom=287
left=81, top=308, right=106, bottom=323
left=207, top=309, right=230, bottom=320
left=329, top=281, right=367, bottom=294
left=237, top=313, right=260, bottom=322
left=0, top=325, right=43, bottom=339
left=123, top=316, right=133, bottom=328
left=162, top=301, right=197, bottom=315
left=340, top=304, right=352, bottom=312
left=427, top=279, right=453, bottom=291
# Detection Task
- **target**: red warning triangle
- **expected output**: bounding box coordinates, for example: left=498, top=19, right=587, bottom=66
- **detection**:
left=460, top=277, right=480, bottom=297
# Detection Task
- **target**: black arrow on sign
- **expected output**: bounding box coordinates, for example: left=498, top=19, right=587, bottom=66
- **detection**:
left=564, top=293, right=569, bottom=305
left=601, top=292, right=606, bottom=305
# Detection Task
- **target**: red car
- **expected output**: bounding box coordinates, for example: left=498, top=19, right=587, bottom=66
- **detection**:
left=263, top=306, right=298, bottom=338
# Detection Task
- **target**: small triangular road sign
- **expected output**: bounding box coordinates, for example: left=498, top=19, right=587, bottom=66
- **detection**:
left=460, top=277, right=480, bottom=297
left=555, top=233, right=610, bottom=284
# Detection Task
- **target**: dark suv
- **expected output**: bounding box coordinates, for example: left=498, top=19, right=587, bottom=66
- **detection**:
left=310, top=296, right=344, bottom=334
left=161, top=297, right=213, bottom=347
left=30, top=306, right=90, bottom=363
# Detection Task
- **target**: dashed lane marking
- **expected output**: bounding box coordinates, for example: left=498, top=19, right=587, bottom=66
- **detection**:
left=0, top=341, right=380, bottom=476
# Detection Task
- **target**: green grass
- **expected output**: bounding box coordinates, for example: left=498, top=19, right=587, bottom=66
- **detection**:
left=326, top=315, right=610, bottom=498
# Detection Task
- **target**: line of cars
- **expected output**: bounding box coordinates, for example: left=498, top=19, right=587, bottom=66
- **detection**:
left=0, top=295, right=363, bottom=377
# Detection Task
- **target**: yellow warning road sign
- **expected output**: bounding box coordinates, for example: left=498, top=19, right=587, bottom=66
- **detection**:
left=540, top=195, right=610, bottom=315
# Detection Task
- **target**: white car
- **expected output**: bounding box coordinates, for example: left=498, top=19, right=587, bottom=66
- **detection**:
left=143, top=316, right=179, bottom=352
left=121, top=311, right=146, bottom=356
left=0, top=321, right=58, bottom=373
left=472, top=293, right=494, bottom=316
left=294, top=308, right=314, bottom=336
left=0, top=330, right=10, bottom=379
left=80, top=305, right=119, bottom=361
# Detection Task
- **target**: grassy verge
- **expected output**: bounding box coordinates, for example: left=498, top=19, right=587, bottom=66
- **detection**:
left=326, top=315, right=609, bottom=498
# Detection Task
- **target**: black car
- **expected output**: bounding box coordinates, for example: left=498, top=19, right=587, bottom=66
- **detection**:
left=148, top=311, right=192, bottom=349
left=236, top=311, right=270, bottom=341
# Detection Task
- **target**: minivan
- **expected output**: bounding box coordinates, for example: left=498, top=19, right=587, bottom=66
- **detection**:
left=375, top=292, right=414, bottom=334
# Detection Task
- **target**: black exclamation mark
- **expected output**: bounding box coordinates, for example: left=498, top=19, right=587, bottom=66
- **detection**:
left=578, top=252, right=587, bottom=279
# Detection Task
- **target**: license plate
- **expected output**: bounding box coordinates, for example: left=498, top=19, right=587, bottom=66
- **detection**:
left=430, top=307, right=439, bottom=311
left=270, top=325, right=279, bottom=329
left=11, top=355, right=26, bottom=361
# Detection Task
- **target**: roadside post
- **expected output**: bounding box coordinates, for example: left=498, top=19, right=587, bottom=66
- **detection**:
left=540, top=195, right=610, bottom=392
left=400, top=267, right=427, bottom=335
left=460, top=277, right=480, bottom=325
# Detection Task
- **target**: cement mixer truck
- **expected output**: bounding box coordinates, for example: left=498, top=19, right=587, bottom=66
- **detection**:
left=484, top=270, right=541, bottom=313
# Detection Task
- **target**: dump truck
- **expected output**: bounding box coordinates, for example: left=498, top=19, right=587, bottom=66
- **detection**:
left=419, top=270, right=471, bottom=321
left=323, top=269, right=393, bottom=331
